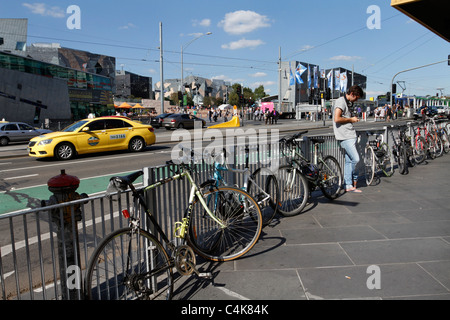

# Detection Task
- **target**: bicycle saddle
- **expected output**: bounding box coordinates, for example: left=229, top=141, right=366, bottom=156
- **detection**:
left=109, top=171, right=144, bottom=191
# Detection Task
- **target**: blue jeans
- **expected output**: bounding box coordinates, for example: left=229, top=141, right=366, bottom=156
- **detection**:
left=339, top=138, right=360, bottom=189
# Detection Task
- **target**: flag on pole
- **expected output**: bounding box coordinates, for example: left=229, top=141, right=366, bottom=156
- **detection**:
left=334, top=70, right=340, bottom=91
left=295, top=63, right=306, bottom=84
left=340, top=71, right=348, bottom=93
left=289, top=62, right=295, bottom=86
left=327, top=70, right=333, bottom=89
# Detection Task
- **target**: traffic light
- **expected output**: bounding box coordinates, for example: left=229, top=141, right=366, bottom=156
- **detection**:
left=325, top=88, right=331, bottom=100
left=392, top=84, right=397, bottom=94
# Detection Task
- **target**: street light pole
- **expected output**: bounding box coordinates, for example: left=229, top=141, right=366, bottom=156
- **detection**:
left=160, top=22, right=164, bottom=114
left=181, top=32, right=212, bottom=105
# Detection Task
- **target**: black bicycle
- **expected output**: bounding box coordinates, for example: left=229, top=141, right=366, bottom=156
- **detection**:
left=84, top=159, right=262, bottom=300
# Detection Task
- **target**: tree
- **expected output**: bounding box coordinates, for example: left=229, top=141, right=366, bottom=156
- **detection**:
left=254, top=85, right=267, bottom=101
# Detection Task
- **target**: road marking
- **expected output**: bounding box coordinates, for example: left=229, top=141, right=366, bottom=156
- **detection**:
left=216, top=287, right=250, bottom=300
left=4, top=174, right=39, bottom=181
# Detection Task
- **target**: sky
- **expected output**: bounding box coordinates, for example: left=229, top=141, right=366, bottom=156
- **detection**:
left=1, top=0, right=449, bottom=100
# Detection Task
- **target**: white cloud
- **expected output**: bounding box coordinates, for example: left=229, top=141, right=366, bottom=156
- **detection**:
left=219, top=10, right=270, bottom=35
left=250, top=72, right=267, bottom=78
left=251, top=81, right=275, bottom=88
left=329, top=55, right=362, bottom=61
left=193, top=19, right=211, bottom=27
left=22, top=3, right=65, bottom=18
left=222, top=38, right=265, bottom=50
left=119, top=23, right=137, bottom=30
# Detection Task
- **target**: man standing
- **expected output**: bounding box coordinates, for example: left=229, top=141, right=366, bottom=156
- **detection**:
left=333, top=85, right=364, bottom=193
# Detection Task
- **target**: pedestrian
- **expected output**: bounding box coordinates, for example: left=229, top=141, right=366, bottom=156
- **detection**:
left=333, top=85, right=364, bottom=193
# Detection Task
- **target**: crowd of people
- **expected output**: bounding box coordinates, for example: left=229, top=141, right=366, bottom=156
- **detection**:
left=373, top=103, right=411, bottom=122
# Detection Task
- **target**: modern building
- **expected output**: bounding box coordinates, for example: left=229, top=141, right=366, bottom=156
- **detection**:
left=115, top=70, right=152, bottom=100
left=0, top=51, right=114, bottom=125
left=155, top=75, right=230, bottom=106
left=0, top=19, right=28, bottom=56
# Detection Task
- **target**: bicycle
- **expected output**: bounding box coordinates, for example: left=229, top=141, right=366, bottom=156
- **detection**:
left=277, top=131, right=343, bottom=216
left=415, top=120, right=438, bottom=159
left=84, top=157, right=263, bottom=300
left=389, top=125, right=408, bottom=175
left=427, top=116, right=448, bottom=155
left=202, top=145, right=280, bottom=226
left=364, top=130, right=394, bottom=186
left=406, top=121, right=426, bottom=165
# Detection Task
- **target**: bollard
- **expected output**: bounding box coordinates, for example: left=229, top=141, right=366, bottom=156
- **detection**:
left=41, top=169, right=88, bottom=300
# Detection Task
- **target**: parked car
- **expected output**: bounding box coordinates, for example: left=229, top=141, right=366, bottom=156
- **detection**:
left=161, top=113, right=206, bottom=130
left=413, top=106, right=438, bottom=120
left=28, top=116, right=156, bottom=160
left=150, top=113, right=171, bottom=128
left=0, top=121, right=52, bottom=146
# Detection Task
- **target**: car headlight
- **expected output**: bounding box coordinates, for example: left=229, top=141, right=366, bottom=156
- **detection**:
left=37, top=139, right=53, bottom=146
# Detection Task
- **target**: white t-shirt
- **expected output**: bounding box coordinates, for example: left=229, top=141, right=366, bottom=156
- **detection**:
left=333, top=96, right=357, bottom=141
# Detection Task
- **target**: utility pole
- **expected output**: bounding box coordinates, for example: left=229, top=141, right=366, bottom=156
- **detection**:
left=160, top=22, right=164, bottom=114
left=278, top=47, right=281, bottom=112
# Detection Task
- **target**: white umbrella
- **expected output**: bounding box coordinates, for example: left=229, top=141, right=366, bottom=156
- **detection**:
left=218, top=104, right=232, bottom=110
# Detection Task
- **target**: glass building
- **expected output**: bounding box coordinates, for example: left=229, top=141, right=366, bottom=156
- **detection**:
left=0, top=51, right=114, bottom=121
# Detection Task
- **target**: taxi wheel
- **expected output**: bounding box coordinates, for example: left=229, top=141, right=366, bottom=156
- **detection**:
left=55, top=142, right=75, bottom=160
left=129, top=137, right=145, bottom=152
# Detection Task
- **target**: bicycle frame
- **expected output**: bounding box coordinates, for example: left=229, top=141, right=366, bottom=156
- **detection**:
left=129, top=167, right=226, bottom=251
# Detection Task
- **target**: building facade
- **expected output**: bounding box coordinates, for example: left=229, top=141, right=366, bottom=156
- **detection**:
left=0, top=51, right=114, bottom=125
left=116, top=70, right=152, bottom=100
left=0, top=19, right=28, bottom=56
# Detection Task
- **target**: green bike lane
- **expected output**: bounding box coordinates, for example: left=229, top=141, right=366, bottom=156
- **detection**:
left=0, top=171, right=143, bottom=215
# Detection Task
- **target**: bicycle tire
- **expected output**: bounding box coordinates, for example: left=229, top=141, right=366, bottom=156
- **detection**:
left=413, top=135, right=427, bottom=164
left=85, top=227, right=173, bottom=300
left=365, top=146, right=375, bottom=186
left=247, top=167, right=280, bottom=226
left=397, top=141, right=408, bottom=175
left=380, top=142, right=394, bottom=177
left=317, top=155, right=343, bottom=199
left=425, top=133, right=436, bottom=159
left=275, top=165, right=309, bottom=216
left=435, top=135, right=444, bottom=157
left=440, top=130, right=450, bottom=154
left=187, top=186, right=262, bottom=262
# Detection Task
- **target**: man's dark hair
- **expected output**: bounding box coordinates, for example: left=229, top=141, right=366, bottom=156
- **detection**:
left=347, top=85, right=364, bottom=97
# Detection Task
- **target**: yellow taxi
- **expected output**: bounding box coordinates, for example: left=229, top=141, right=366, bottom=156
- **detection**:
left=28, top=116, right=156, bottom=160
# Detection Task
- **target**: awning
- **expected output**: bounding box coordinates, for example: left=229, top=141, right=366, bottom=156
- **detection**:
left=391, top=0, right=450, bottom=42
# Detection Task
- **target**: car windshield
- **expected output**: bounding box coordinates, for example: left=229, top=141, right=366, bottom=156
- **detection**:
left=62, top=120, right=89, bottom=132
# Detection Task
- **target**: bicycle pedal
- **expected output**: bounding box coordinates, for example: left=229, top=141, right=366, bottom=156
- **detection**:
left=198, top=272, right=213, bottom=279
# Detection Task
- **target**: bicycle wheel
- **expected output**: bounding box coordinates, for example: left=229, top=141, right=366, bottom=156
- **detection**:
left=397, top=142, right=408, bottom=175
left=379, top=142, right=394, bottom=177
left=247, top=167, right=280, bottom=226
left=188, top=186, right=262, bottom=262
left=435, top=135, right=444, bottom=157
left=413, top=135, right=427, bottom=164
left=425, top=133, right=436, bottom=159
left=275, top=165, right=309, bottom=216
left=441, top=130, right=450, bottom=154
left=85, top=227, right=173, bottom=300
left=364, top=146, right=375, bottom=186
left=317, top=155, right=343, bottom=199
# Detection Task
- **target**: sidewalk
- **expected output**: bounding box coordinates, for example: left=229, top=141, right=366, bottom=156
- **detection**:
left=173, top=154, right=450, bottom=300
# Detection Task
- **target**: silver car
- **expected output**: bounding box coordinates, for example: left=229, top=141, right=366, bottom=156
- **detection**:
left=0, top=122, right=52, bottom=146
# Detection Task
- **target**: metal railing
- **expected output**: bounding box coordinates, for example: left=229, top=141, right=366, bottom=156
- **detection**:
left=1, top=122, right=447, bottom=300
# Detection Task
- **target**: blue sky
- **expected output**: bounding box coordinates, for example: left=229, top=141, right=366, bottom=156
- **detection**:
left=2, top=0, right=449, bottom=99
